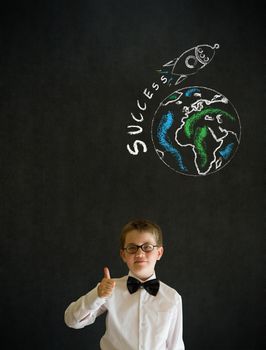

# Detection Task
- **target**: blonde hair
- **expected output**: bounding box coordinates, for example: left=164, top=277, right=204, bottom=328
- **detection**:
left=120, top=219, right=163, bottom=249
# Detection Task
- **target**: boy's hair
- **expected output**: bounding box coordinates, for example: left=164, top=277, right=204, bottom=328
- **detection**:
left=120, top=219, right=163, bottom=249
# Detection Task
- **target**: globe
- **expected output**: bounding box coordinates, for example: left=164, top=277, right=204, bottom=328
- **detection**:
left=151, top=86, right=241, bottom=176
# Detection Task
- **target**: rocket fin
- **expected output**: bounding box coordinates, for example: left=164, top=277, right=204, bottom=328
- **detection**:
left=162, top=59, right=176, bottom=67
left=174, top=75, right=187, bottom=85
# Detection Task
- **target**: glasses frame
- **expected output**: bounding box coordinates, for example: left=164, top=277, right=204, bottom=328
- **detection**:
left=123, top=243, right=158, bottom=254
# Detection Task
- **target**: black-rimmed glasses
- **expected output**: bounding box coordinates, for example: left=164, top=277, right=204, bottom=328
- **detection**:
left=123, top=243, right=158, bottom=254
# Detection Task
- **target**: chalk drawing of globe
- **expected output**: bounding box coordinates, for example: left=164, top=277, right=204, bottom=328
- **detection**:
left=151, top=86, right=241, bottom=176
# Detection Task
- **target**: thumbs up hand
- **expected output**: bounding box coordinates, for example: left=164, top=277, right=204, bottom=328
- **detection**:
left=97, top=267, right=116, bottom=298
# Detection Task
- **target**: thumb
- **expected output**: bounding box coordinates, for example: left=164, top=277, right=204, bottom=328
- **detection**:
left=103, top=267, right=111, bottom=279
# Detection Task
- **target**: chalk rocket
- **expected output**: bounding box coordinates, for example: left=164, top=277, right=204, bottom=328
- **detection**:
left=160, top=43, right=220, bottom=85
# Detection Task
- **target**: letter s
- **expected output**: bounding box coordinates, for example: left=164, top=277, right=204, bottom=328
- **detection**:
left=160, top=75, right=168, bottom=84
left=127, top=140, right=147, bottom=155
left=152, top=82, right=159, bottom=91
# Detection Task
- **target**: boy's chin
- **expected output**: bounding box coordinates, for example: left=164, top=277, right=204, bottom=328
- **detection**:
left=131, top=266, right=155, bottom=280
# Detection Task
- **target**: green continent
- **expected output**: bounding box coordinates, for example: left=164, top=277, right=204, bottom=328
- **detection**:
left=194, top=126, right=208, bottom=167
left=184, top=108, right=235, bottom=138
left=169, top=94, right=178, bottom=100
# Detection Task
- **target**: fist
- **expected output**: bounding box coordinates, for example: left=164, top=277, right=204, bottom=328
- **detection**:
left=97, top=267, right=116, bottom=298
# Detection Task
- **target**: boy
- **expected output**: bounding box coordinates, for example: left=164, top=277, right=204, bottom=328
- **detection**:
left=64, top=219, right=185, bottom=350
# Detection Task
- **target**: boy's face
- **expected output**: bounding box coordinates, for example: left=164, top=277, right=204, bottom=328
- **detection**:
left=120, top=229, right=164, bottom=281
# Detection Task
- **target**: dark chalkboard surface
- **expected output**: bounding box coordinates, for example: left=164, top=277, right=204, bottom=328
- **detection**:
left=1, top=1, right=264, bottom=349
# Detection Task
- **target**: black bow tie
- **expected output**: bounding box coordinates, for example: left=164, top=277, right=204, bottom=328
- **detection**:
left=127, top=276, right=160, bottom=296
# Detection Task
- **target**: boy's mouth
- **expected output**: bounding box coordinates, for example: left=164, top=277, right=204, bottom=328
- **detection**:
left=134, top=260, right=147, bottom=264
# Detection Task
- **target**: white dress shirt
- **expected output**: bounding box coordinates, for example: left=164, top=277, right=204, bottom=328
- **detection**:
left=64, top=272, right=185, bottom=350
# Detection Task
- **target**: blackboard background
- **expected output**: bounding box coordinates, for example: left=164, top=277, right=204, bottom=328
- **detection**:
left=1, top=1, right=264, bottom=349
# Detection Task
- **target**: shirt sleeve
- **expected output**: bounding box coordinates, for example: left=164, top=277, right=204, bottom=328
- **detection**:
left=64, top=285, right=107, bottom=329
left=166, top=294, right=185, bottom=350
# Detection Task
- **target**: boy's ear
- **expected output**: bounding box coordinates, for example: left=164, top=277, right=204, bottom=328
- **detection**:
left=157, top=246, right=164, bottom=260
left=120, top=249, right=127, bottom=263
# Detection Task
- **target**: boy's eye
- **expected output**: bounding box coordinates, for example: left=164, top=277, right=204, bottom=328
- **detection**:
left=142, top=244, right=154, bottom=251
left=127, top=245, right=138, bottom=253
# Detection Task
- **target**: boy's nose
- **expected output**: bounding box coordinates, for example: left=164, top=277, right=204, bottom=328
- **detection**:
left=135, top=247, right=145, bottom=257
